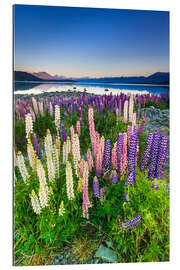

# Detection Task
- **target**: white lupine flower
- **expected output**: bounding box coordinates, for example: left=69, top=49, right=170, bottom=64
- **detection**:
left=36, top=159, right=47, bottom=186
left=63, top=142, right=68, bottom=164
left=72, top=134, right=81, bottom=176
left=38, top=101, right=44, bottom=116
left=49, top=102, right=53, bottom=116
left=55, top=135, right=61, bottom=157
left=66, top=161, right=74, bottom=200
left=123, top=100, right=128, bottom=123
left=66, top=136, right=71, bottom=155
left=32, top=97, right=39, bottom=115
left=17, top=151, right=30, bottom=183
left=47, top=153, right=55, bottom=182
left=59, top=201, right=65, bottom=216
left=55, top=105, right=60, bottom=129
left=25, top=113, right=33, bottom=139
left=132, top=112, right=137, bottom=129
left=27, top=139, right=37, bottom=171
left=44, top=129, right=53, bottom=158
left=53, top=144, right=59, bottom=177
left=30, top=109, right=36, bottom=122
left=39, top=183, right=49, bottom=208
left=31, top=190, right=41, bottom=214
left=128, top=95, right=134, bottom=122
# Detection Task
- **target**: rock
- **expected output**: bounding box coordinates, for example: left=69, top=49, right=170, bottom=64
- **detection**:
left=94, top=245, right=117, bottom=263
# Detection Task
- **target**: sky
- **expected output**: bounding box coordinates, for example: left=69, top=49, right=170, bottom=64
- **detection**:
left=14, top=5, right=169, bottom=78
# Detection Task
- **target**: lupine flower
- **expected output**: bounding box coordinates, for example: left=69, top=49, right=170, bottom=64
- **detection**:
left=70, top=125, right=75, bottom=141
left=121, top=215, right=141, bottom=231
left=32, top=97, right=39, bottom=115
left=128, top=95, right=134, bottom=122
left=62, top=127, right=67, bottom=143
left=32, top=133, right=41, bottom=159
left=137, top=102, right=141, bottom=119
left=52, top=144, right=59, bottom=177
left=49, top=102, right=53, bottom=116
left=117, top=133, right=124, bottom=175
left=140, top=132, right=154, bottom=172
left=36, top=159, right=48, bottom=187
left=82, top=162, right=91, bottom=219
left=100, top=186, right=108, bottom=201
left=39, top=183, right=49, bottom=208
left=59, top=201, right=65, bottom=216
left=47, top=153, right=55, bottom=182
left=104, top=139, right=111, bottom=171
left=66, top=136, right=71, bottom=155
left=93, top=176, right=100, bottom=198
left=112, top=142, right=117, bottom=170
left=152, top=179, right=159, bottom=190
left=122, top=133, right=128, bottom=175
left=123, top=100, right=128, bottom=123
left=96, top=151, right=103, bottom=177
left=132, top=112, right=136, bottom=129
left=127, top=126, right=132, bottom=145
left=125, top=171, right=135, bottom=186
left=16, top=151, right=30, bottom=183
left=55, top=134, right=61, bottom=157
left=79, top=159, right=85, bottom=178
left=76, top=120, right=81, bottom=137
left=44, top=129, right=53, bottom=158
left=87, top=149, right=94, bottom=172
left=66, top=161, right=74, bottom=200
left=25, top=113, right=33, bottom=139
left=63, top=142, right=68, bottom=164
left=27, top=138, right=37, bottom=171
left=72, top=134, right=81, bottom=176
left=30, top=109, right=36, bottom=122
left=55, top=104, right=60, bottom=129
left=112, top=170, right=118, bottom=183
left=155, top=135, right=168, bottom=179
left=31, top=190, right=41, bottom=214
left=128, top=132, right=138, bottom=175
left=148, top=129, right=161, bottom=180
left=38, top=101, right=44, bottom=116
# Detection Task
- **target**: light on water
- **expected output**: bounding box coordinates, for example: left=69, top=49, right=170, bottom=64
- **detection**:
left=14, top=82, right=169, bottom=96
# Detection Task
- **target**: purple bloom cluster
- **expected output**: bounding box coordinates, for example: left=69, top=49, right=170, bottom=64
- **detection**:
left=140, top=132, right=154, bottom=172
left=112, top=171, right=118, bottom=183
left=148, top=129, right=161, bottom=180
left=125, top=132, right=138, bottom=186
left=32, top=133, right=41, bottom=159
left=62, top=126, right=67, bottom=143
left=104, top=139, right=111, bottom=171
left=121, top=215, right=141, bottom=231
left=93, top=176, right=100, bottom=198
left=117, top=133, right=124, bottom=174
left=155, top=135, right=168, bottom=179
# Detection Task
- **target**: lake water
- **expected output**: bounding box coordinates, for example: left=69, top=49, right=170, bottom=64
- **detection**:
left=14, top=81, right=169, bottom=96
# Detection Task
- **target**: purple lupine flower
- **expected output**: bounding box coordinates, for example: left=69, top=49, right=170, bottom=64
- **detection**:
left=32, top=133, right=41, bottom=159
left=148, top=129, right=161, bottom=180
left=140, top=132, right=154, bottom=172
left=118, top=99, right=122, bottom=116
left=125, top=171, right=135, bottom=186
left=117, top=133, right=124, bottom=174
left=62, top=128, right=67, bottom=143
left=104, top=139, right=111, bottom=171
left=99, top=103, right=103, bottom=114
left=155, top=135, right=168, bottom=179
left=124, top=192, right=129, bottom=202
left=112, top=170, right=118, bottom=183
left=137, top=102, right=141, bottom=119
left=128, top=132, right=138, bottom=175
left=121, top=215, right=141, bottom=230
left=93, top=176, right=100, bottom=198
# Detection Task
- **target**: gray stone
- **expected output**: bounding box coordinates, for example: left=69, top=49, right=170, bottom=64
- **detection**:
left=95, top=245, right=117, bottom=263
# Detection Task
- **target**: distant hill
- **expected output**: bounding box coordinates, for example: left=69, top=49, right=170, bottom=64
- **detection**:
left=14, top=71, right=75, bottom=83
left=14, top=71, right=169, bottom=85
left=76, top=72, right=169, bottom=85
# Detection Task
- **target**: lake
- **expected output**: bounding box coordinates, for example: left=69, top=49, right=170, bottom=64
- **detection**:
left=14, top=81, right=169, bottom=96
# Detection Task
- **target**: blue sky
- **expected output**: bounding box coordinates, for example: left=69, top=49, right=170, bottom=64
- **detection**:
left=14, top=5, right=169, bottom=77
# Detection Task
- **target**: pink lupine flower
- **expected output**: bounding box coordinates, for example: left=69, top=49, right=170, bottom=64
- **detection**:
left=76, top=120, right=81, bottom=137
left=112, top=142, right=117, bottom=170
left=122, top=133, right=128, bottom=174
left=82, top=162, right=91, bottom=219
left=100, top=136, right=105, bottom=158
left=79, top=159, right=85, bottom=178
left=132, top=112, right=137, bottom=129
left=70, top=125, right=75, bottom=141
left=123, top=100, right=128, bottom=123
left=87, top=149, right=94, bottom=172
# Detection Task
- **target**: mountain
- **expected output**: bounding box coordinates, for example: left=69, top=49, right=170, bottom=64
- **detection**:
left=14, top=71, right=43, bottom=81
left=76, top=72, right=169, bottom=85
left=14, top=71, right=169, bottom=85
left=14, top=71, right=75, bottom=82
left=32, top=72, right=55, bottom=80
